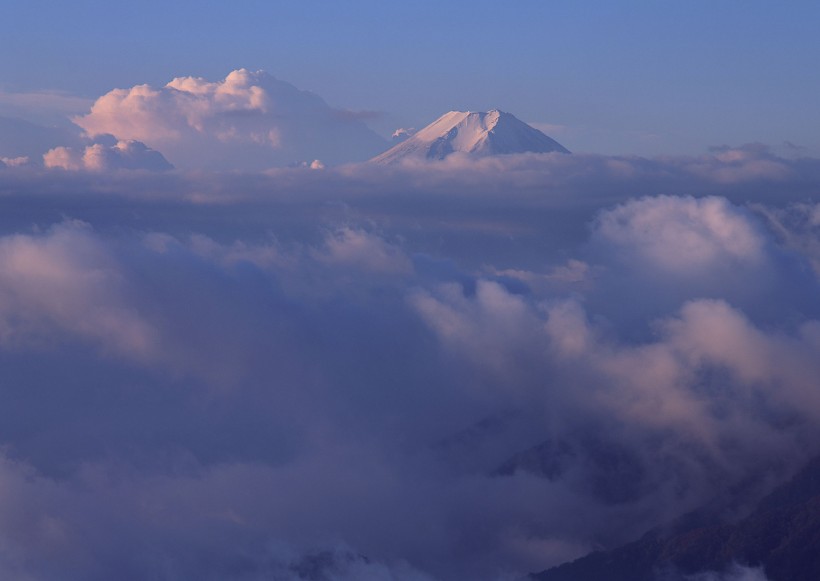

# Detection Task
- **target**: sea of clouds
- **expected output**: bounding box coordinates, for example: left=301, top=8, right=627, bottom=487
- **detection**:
left=1, top=71, right=818, bottom=580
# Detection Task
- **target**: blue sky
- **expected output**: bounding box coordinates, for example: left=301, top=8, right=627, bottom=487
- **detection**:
left=2, top=0, right=819, bottom=154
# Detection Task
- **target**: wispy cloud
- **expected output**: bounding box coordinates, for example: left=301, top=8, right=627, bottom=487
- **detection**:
left=0, top=89, right=92, bottom=119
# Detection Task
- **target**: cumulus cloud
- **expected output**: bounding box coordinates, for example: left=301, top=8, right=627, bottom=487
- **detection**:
left=43, top=138, right=172, bottom=171
left=0, top=146, right=818, bottom=579
left=73, top=69, right=387, bottom=169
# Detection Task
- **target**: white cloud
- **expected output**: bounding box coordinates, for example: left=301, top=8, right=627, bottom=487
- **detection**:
left=43, top=139, right=172, bottom=171
left=0, top=156, right=30, bottom=167
left=73, top=69, right=387, bottom=169
left=593, top=195, right=766, bottom=273
left=314, top=227, right=413, bottom=275
left=0, top=221, right=157, bottom=360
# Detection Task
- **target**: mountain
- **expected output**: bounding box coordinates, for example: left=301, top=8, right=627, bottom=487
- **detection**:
left=493, top=435, right=648, bottom=505
left=370, top=109, right=569, bottom=164
left=531, top=455, right=820, bottom=581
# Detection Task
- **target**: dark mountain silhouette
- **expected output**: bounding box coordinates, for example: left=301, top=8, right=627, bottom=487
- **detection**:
left=532, top=455, right=820, bottom=580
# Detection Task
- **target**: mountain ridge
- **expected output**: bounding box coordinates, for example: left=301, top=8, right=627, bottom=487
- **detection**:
left=531, top=455, right=820, bottom=581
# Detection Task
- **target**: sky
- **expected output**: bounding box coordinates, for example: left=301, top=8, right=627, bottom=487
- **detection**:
left=1, top=1, right=819, bottom=155
left=2, top=3, right=820, bottom=581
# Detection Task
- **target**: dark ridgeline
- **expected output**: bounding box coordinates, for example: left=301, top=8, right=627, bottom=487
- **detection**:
left=531, top=455, right=820, bottom=581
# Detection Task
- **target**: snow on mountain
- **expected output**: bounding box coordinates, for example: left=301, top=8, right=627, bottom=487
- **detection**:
left=371, top=109, right=569, bottom=164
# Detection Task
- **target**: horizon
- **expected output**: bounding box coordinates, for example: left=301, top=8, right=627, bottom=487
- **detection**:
left=3, top=1, right=820, bottom=157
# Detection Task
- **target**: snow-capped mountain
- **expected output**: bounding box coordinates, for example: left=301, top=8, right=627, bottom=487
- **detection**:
left=371, top=109, right=569, bottom=164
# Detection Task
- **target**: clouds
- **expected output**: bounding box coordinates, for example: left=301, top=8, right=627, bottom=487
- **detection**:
left=0, top=90, right=91, bottom=124
left=592, top=196, right=765, bottom=273
left=0, top=115, right=171, bottom=172
left=1, top=146, right=820, bottom=579
left=0, top=450, right=439, bottom=581
left=409, top=270, right=820, bottom=468
left=0, top=221, right=157, bottom=360
left=43, top=139, right=172, bottom=171
left=73, top=69, right=387, bottom=169
left=315, top=227, right=413, bottom=275
left=0, top=115, right=84, bottom=161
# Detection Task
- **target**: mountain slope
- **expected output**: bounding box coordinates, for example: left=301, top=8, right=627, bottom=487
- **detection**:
left=371, top=109, right=569, bottom=164
left=532, top=455, right=820, bottom=581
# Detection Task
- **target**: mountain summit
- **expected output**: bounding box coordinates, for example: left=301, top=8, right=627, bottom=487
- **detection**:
left=371, top=109, right=569, bottom=164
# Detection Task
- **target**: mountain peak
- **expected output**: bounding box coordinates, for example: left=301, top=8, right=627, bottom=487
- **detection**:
left=371, top=109, right=569, bottom=164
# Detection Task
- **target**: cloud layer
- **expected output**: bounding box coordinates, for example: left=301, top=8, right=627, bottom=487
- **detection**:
left=0, top=144, right=819, bottom=579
